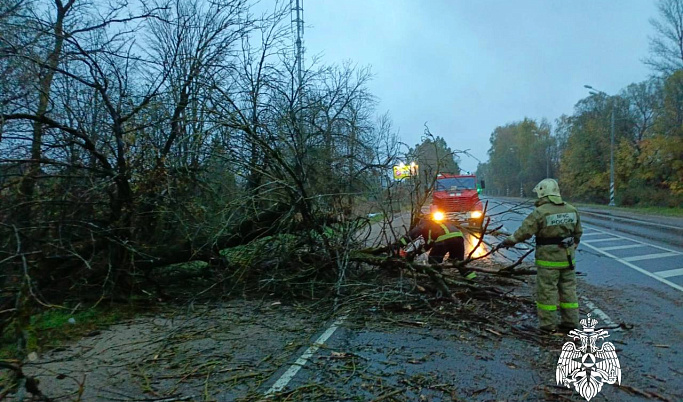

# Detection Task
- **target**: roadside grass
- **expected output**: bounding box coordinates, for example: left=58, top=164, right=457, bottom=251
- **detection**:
left=574, top=202, right=683, bottom=217
left=368, top=212, right=384, bottom=223
left=0, top=304, right=144, bottom=362
left=483, top=195, right=682, bottom=217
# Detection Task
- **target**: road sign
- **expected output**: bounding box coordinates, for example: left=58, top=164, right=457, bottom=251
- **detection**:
left=393, top=163, right=418, bottom=180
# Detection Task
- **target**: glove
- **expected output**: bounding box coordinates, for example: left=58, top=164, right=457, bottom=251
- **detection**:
left=501, top=237, right=516, bottom=248
left=399, top=249, right=407, bottom=258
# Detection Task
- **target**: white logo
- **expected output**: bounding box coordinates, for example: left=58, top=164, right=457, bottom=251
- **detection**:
left=556, top=314, right=621, bottom=401
left=546, top=212, right=577, bottom=226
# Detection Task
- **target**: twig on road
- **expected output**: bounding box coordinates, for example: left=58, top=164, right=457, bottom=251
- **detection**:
left=370, top=387, right=406, bottom=402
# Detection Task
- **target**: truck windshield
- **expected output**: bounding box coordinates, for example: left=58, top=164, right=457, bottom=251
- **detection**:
left=436, top=177, right=476, bottom=191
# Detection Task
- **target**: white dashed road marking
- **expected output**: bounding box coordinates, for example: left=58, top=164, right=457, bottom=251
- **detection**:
left=582, top=227, right=682, bottom=254
left=600, top=244, right=646, bottom=251
left=622, top=252, right=679, bottom=262
left=582, top=237, right=621, bottom=243
left=654, top=268, right=683, bottom=279
left=265, top=315, right=347, bottom=396
left=580, top=226, right=683, bottom=293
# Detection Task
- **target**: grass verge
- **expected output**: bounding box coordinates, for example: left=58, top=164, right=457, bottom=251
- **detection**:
left=1, top=303, right=149, bottom=361
left=574, top=202, right=683, bottom=217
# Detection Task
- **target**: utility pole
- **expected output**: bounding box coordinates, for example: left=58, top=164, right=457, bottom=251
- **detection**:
left=609, top=100, right=615, bottom=206
left=290, top=0, right=305, bottom=181
left=292, top=0, right=304, bottom=87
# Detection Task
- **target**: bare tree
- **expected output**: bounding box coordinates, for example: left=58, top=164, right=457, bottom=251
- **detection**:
left=645, top=0, right=683, bottom=75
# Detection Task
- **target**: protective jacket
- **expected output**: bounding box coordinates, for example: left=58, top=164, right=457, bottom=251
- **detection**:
left=399, top=220, right=464, bottom=260
left=510, top=197, right=583, bottom=269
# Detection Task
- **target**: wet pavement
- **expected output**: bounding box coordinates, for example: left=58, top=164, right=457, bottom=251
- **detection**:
left=483, top=197, right=683, bottom=399
left=11, top=199, right=683, bottom=401
left=258, top=197, right=682, bottom=401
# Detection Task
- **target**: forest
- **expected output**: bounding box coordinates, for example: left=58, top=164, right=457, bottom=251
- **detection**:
left=477, top=0, right=683, bottom=207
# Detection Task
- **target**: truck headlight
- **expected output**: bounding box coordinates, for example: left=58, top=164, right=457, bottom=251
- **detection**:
left=471, top=211, right=483, bottom=219
left=432, top=211, right=445, bottom=221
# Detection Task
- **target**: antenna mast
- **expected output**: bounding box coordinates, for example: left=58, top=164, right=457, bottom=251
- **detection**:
left=291, top=0, right=304, bottom=87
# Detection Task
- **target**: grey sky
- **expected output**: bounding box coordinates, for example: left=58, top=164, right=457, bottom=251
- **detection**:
left=302, top=0, right=658, bottom=173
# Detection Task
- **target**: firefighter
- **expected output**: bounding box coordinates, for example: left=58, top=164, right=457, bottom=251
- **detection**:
left=501, top=178, right=582, bottom=333
left=395, top=214, right=477, bottom=280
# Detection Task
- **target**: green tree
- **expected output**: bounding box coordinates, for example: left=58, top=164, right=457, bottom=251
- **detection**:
left=410, top=134, right=460, bottom=178
left=402, top=131, right=460, bottom=226
left=485, top=118, right=554, bottom=196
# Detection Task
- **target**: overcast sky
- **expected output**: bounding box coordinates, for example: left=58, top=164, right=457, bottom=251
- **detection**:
left=301, top=0, right=658, bottom=173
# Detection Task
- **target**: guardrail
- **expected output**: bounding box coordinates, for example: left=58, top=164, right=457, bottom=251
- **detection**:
left=579, top=210, right=683, bottom=247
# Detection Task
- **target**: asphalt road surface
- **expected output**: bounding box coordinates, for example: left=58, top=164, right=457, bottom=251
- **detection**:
left=483, top=197, right=683, bottom=398
left=257, top=198, right=682, bottom=401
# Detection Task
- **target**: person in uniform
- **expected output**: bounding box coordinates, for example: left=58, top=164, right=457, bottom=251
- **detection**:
left=502, top=178, right=582, bottom=333
left=396, top=216, right=477, bottom=280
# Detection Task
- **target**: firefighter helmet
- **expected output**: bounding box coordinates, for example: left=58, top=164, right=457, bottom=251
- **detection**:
left=533, top=178, right=562, bottom=203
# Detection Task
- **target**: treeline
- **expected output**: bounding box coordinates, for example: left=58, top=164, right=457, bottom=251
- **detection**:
left=478, top=0, right=683, bottom=208
left=0, top=0, right=408, bottom=343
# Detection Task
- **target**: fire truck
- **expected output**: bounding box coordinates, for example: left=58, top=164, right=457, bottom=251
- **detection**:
left=429, top=173, right=486, bottom=230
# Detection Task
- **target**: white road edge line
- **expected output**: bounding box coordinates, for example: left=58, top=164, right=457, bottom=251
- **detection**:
left=580, top=241, right=683, bottom=293
left=265, top=315, right=347, bottom=396
left=580, top=297, right=621, bottom=331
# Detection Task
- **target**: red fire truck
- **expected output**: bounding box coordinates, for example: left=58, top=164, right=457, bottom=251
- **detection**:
left=429, top=173, right=486, bottom=230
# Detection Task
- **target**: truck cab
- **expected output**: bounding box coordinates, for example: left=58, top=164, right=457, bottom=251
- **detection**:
left=429, top=173, right=485, bottom=229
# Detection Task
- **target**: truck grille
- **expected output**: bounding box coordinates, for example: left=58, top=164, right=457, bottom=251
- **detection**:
left=434, top=197, right=475, bottom=211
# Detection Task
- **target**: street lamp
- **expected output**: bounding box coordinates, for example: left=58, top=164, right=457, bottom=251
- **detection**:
left=584, top=84, right=616, bottom=206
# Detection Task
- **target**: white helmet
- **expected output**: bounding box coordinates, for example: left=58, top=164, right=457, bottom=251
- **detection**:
left=533, top=178, right=562, bottom=203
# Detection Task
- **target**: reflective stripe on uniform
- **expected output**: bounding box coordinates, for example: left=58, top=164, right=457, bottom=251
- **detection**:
left=465, top=272, right=477, bottom=280
left=436, top=232, right=463, bottom=242
left=536, top=302, right=557, bottom=311
left=435, top=223, right=463, bottom=243
left=560, top=302, right=579, bottom=309
left=536, top=259, right=576, bottom=268
left=400, top=238, right=408, bottom=246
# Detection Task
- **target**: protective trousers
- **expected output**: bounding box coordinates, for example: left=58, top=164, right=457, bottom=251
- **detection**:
left=428, top=239, right=475, bottom=280
left=535, top=267, right=579, bottom=331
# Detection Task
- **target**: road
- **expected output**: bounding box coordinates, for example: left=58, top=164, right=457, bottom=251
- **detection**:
left=258, top=197, right=683, bottom=401
left=484, top=197, right=683, bottom=399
